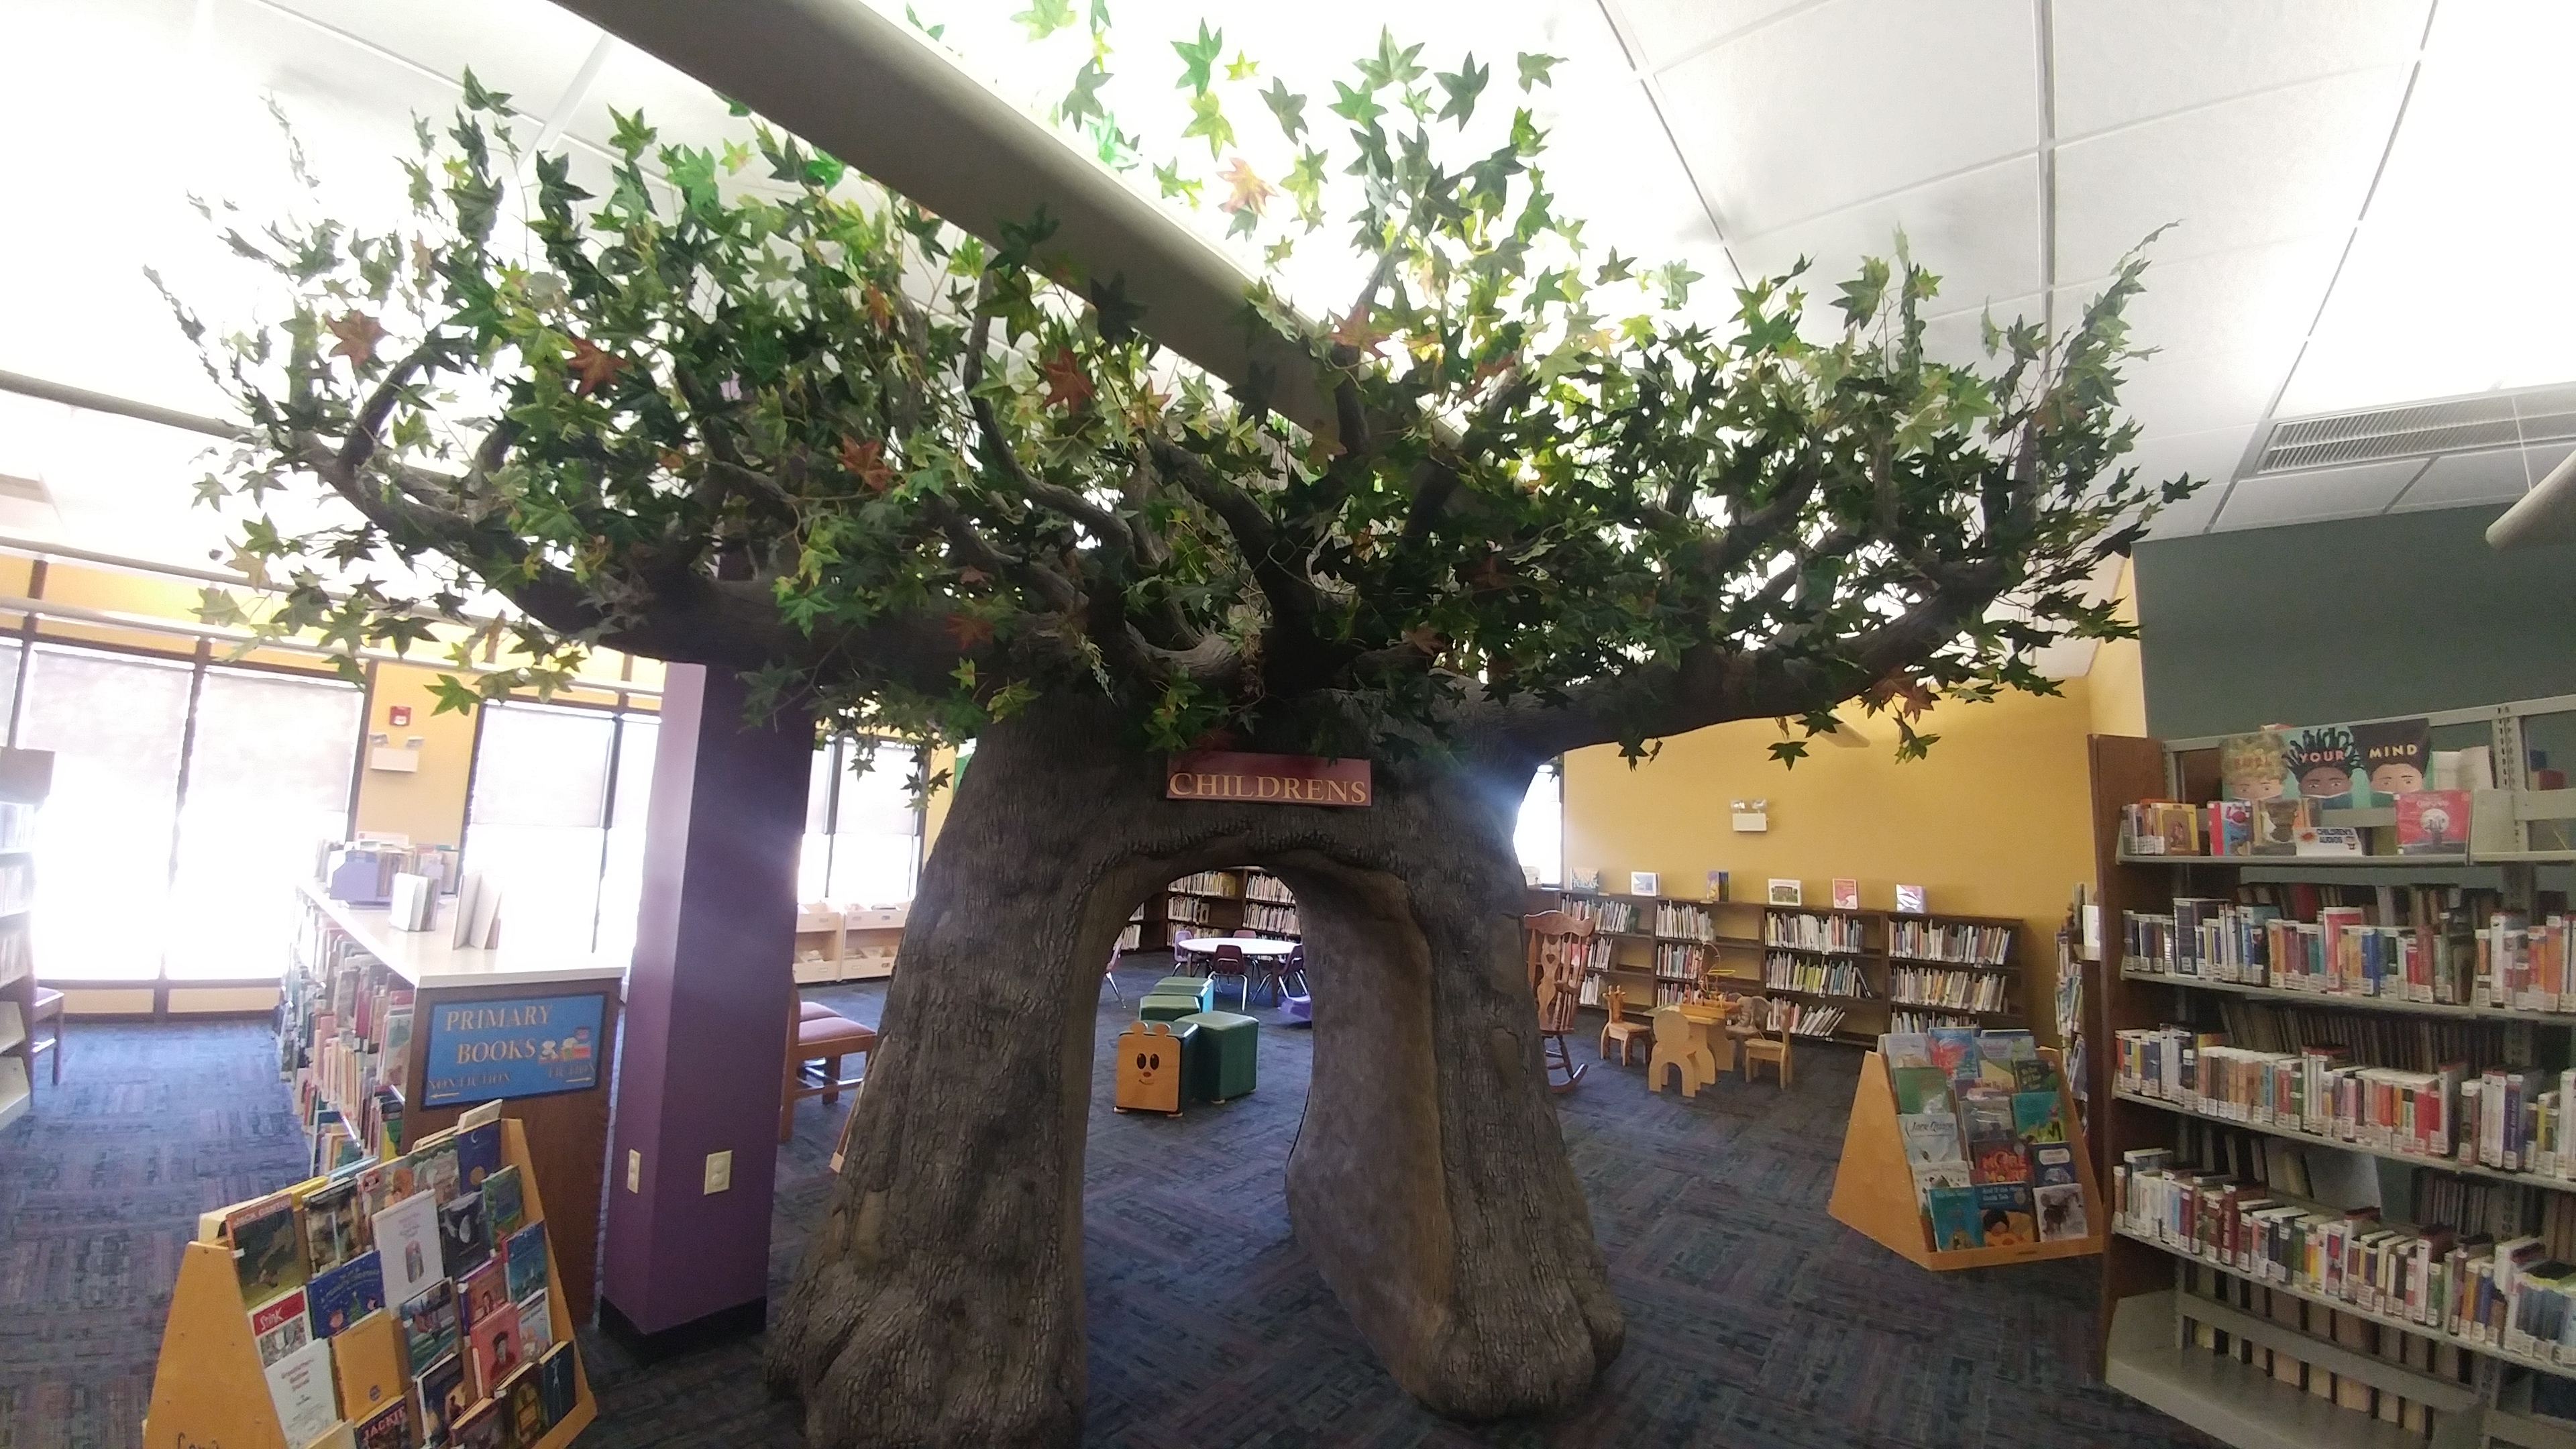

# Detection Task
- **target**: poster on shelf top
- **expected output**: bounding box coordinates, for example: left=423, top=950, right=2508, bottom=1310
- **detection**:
left=1629, top=872, right=1659, bottom=898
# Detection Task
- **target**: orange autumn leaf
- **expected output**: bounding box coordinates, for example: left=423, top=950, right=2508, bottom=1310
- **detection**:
left=1039, top=347, right=1094, bottom=411
left=327, top=311, right=387, bottom=366
left=1217, top=156, right=1276, bottom=217
left=567, top=337, right=629, bottom=394
left=947, top=612, right=995, bottom=648
left=837, top=435, right=895, bottom=492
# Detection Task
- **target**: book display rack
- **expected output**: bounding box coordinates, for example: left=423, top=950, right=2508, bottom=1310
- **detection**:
left=1829, top=1037, right=2103, bottom=1271
left=2089, top=698, right=2576, bottom=1449
left=0, top=748, right=50, bottom=1133
left=144, top=1112, right=595, bottom=1449
left=1120, top=867, right=1301, bottom=953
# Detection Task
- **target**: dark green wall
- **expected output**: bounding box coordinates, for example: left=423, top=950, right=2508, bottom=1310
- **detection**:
left=2135, top=503, right=2576, bottom=739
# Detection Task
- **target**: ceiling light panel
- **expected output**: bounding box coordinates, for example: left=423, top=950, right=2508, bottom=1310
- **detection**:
left=2049, top=0, right=2429, bottom=140
left=2211, top=456, right=2425, bottom=531
left=1652, top=0, right=2037, bottom=241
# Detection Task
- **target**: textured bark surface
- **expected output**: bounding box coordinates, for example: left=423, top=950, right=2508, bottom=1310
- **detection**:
left=764, top=698, right=1622, bottom=1447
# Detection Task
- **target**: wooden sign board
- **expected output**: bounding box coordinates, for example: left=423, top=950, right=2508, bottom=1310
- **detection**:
left=1165, top=751, right=1371, bottom=806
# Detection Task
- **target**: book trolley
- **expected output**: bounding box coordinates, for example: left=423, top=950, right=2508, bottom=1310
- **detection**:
left=145, top=1112, right=595, bottom=1449
left=1829, top=1042, right=2107, bottom=1270
left=2090, top=696, right=2576, bottom=1449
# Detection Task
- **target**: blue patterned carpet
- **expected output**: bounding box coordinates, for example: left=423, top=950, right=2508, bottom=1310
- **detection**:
left=0, top=963, right=2208, bottom=1449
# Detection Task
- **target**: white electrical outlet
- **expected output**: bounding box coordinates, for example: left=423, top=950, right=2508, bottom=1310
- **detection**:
left=626, top=1148, right=641, bottom=1193
left=703, top=1149, right=732, bottom=1194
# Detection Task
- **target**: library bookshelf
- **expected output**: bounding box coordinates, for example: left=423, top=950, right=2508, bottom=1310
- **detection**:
left=0, top=748, right=49, bottom=1133
left=1120, top=867, right=1301, bottom=953
left=2088, top=704, right=2576, bottom=1449
left=1537, top=890, right=2027, bottom=1046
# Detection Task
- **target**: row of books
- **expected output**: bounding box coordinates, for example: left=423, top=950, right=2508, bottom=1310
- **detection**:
left=2123, top=895, right=2547, bottom=1008
left=2123, top=792, right=2476, bottom=859
left=1888, top=967, right=2008, bottom=1013
left=1242, top=872, right=1293, bottom=904
left=1887, top=918, right=2012, bottom=966
left=0, top=800, right=33, bottom=851
left=1576, top=936, right=1615, bottom=973
left=1762, top=999, right=1845, bottom=1038
left=0, top=922, right=28, bottom=991
left=1168, top=871, right=1240, bottom=898
left=1650, top=901, right=1717, bottom=943
left=1116, top=922, right=1142, bottom=953
left=1564, top=896, right=1640, bottom=934
left=1164, top=896, right=1226, bottom=927
left=2206, top=998, right=2526, bottom=1076
left=2168, top=1116, right=2576, bottom=1252
left=2117, top=1146, right=2576, bottom=1374
left=1765, top=912, right=1866, bottom=953
left=1240, top=903, right=1299, bottom=935
left=1650, top=943, right=1706, bottom=981
left=284, top=908, right=413, bottom=1174
left=212, top=1111, right=577, bottom=1449
left=0, top=857, right=32, bottom=916
left=1884, top=1029, right=2090, bottom=1250
left=1762, top=953, right=1868, bottom=998
left=1891, top=1009, right=1982, bottom=1034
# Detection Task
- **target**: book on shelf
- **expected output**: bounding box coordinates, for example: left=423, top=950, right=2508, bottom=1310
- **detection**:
left=1895, top=884, right=1926, bottom=915
left=1764, top=910, right=1867, bottom=953
left=1888, top=918, right=2012, bottom=965
left=1766, top=878, right=1801, bottom=906
left=1831, top=878, right=1860, bottom=911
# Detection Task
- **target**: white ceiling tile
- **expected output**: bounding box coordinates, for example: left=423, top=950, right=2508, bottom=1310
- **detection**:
left=2052, top=65, right=2411, bottom=280
left=249, top=0, right=604, bottom=125
left=1735, top=155, right=2039, bottom=319
left=1656, top=0, right=2037, bottom=239
left=2050, top=0, right=2429, bottom=140
left=2210, top=458, right=2426, bottom=531
left=2100, top=425, right=2259, bottom=536
left=2053, top=234, right=2341, bottom=366
left=2390, top=445, right=2575, bottom=514
left=1609, top=0, right=1821, bottom=74
left=1913, top=292, right=2043, bottom=370
left=2104, top=344, right=2302, bottom=439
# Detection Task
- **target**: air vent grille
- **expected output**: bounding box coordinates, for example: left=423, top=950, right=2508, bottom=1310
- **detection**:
left=2256, top=385, right=2576, bottom=473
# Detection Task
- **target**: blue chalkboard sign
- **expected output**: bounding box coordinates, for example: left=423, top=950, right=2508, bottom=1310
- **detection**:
left=420, top=992, right=604, bottom=1108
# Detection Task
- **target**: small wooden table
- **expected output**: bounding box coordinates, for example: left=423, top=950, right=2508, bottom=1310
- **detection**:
left=1173, top=936, right=1297, bottom=956
left=1675, top=1001, right=1733, bottom=1073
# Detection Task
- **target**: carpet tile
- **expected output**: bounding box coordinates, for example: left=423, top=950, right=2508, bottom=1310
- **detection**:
left=0, top=964, right=2212, bottom=1448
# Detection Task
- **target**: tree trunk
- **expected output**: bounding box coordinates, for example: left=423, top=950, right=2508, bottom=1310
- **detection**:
left=765, top=697, right=1621, bottom=1447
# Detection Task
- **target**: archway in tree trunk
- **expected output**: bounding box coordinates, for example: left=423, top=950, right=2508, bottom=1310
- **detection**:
left=766, top=697, right=1621, bottom=1448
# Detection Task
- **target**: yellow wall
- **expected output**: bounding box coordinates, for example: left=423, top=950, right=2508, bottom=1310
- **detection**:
left=2088, top=559, right=2148, bottom=739
left=353, top=662, right=482, bottom=847
left=1562, top=684, right=2097, bottom=1045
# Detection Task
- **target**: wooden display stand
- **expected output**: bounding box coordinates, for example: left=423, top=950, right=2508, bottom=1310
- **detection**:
left=1827, top=1045, right=2106, bottom=1271
left=142, top=1118, right=597, bottom=1449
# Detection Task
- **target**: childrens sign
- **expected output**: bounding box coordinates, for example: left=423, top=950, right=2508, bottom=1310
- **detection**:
left=1165, top=750, right=1371, bottom=806
left=420, top=994, right=603, bottom=1107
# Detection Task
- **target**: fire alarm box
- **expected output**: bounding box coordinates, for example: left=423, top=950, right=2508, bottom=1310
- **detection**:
left=388, top=705, right=413, bottom=727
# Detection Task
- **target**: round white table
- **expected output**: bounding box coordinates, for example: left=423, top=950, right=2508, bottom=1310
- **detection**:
left=1174, top=936, right=1297, bottom=956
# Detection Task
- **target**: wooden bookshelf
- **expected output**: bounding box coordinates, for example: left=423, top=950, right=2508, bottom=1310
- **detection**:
left=1120, top=867, right=1301, bottom=954
left=2088, top=710, right=2576, bottom=1449
left=0, top=749, right=50, bottom=1134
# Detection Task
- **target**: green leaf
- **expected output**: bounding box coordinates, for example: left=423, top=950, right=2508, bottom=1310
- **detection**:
left=1356, top=28, right=1426, bottom=91
left=1260, top=79, right=1307, bottom=142
left=904, top=4, right=945, bottom=40
left=1328, top=79, right=1386, bottom=129
left=1516, top=52, right=1562, bottom=91
left=1062, top=60, right=1113, bottom=126
left=607, top=107, right=655, bottom=160
left=1435, top=54, right=1489, bottom=126
left=458, top=68, right=515, bottom=117
left=1152, top=160, right=1203, bottom=205
left=1655, top=260, right=1703, bottom=309
left=1012, top=0, right=1077, bottom=40
left=1087, top=273, right=1146, bottom=341
left=427, top=674, right=484, bottom=716
left=1172, top=21, right=1224, bottom=94
left=1226, top=51, right=1258, bottom=82
left=1768, top=739, right=1808, bottom=768
left=1594, top=249, right=1634, bottom=284
left=1182, top=91, right=1234, bottom=157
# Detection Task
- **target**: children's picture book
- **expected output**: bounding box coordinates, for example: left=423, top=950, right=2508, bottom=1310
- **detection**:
left=504, top=1362, right=549, bottom=1446
left=1976, top=1182, right=2037, bottom=1246
left=1703, top=870, right=1729, bottom=902
left=356, top=1400, right=413, bottom=1449
left=372, top=1191, right=445, bottom=1309
left=2012, top=1057, right=2057, bottom=1093
left=1927, top=1028, right=1980, bottom=1085
left=465, top=1292, right=527, bottom=1403
left=2250, top=798, right=2308, bottom=855
left=1911, top=1161, right=1973, bottom=1197
left=1971, top=1138, right=2029, bottom=1186
left=455, top=1122, right=502, bottom=1193
left=2208, top=800, right=2253, bottom=857
left=438, top=1193, right=490, bottom=1278
left=1766, top=878, right=1801, bottom=906
left=397, top=1281, right=460, bottom=1375
left=1831, top=878, right=1860, bottom=911
left=2012, top=1091, right=2066, bottom=1144
left=2286, top=725, right=2359, bottom=805
left=2355, top=717, right=2432, bottom=796
left=415, top=1352, right=470, bottom=1448
left=2030, top=1142, right=2078, bottom=1187
left=482, top=1165, right=525, bottom=1241
left=2398, top=789, right=2471, bottom=855
left=537, top=1341, right=578, bottom=1426
left=307, top=1250, right=386, bottom=1339
left=228, top=1193, right=309, bottom=1309
left=1629, top=871, right=1659, bottom=897
left=1568, top=868, right=1602, bottom=892
left=453, top=1397, right=505, bottom=1449
left=1888, top=1065, right=1953, bottom=1116
left=460, top=1258, right=509, bottom=1333
left=415, top=1137, right=462, bottom=1205
left=330, top=1309, right=407, bottom=1424
left=251, top=1286, right=313, bottom=1367
left=1927, top=1185, right=1984, bottom=1251
left=1878, top=1032, right=1931, bottom=1070
left=518, top=1289, right=553, bottom=1357
left=300, top=1180, right=360, bottom=1276
left=1976, top=1030, right=2035, bottom=1088
left=264, top=1336, right=341, bottom=1448
left=504, top=1223, right=549, bottom=1303
left=1894, top=884, right=1926, bottom=915
left=2034, top=1183, right=2090, bottom=1243
left=1898, top=1110, right=1965, bottom=1166
left=2218, top=731, right=2293, bottom=801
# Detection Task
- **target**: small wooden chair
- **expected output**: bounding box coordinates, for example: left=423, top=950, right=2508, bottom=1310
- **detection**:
left=1741, top=1002, right=1792, bottom=1087
left=1523, top=910, right=1595, bottom=1093
left=781, top=996, right=877, bottom=1142
left=1645, top=1006, right=1704, bottom=1098
left=1597, top=985, right=1649, bottom=1067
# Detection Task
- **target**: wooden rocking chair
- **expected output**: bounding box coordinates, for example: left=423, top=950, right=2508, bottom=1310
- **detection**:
left=1523, top=910, right=1596, bottom=1093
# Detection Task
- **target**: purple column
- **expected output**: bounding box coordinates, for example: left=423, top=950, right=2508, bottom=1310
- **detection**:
left=600, top=662, right=809, bottom=1352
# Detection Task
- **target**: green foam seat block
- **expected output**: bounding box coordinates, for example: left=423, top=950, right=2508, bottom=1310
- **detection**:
left=1180, top=1010, right=1257, bottom=1102
left=1151, top=976, right=1214, bottom=1010
left=1139, top=994, right=1203, bottom=1023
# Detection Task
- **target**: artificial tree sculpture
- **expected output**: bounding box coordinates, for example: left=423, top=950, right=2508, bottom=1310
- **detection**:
left=169, top=31, right=2188, bottom=1448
